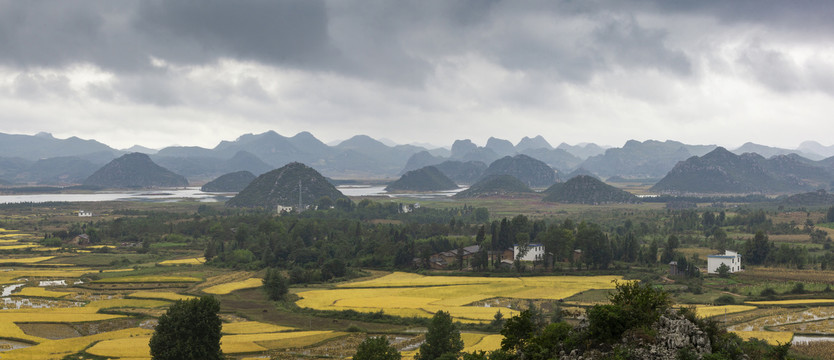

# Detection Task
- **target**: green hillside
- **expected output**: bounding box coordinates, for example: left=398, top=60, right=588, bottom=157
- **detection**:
left=226, top=162, right=347, bottom=208
left=83, top=153, right=188, bottom=188
left=543, top=175, right=639, bottom=204
left=201, top=171, right=256, bottom=192
left=385, top=166, right=458, bottom=192
left=455, top=174, right=533, bottom=198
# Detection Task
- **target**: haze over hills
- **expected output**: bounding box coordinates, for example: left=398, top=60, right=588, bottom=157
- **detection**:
left=454, top=174, right=534, bottom=198
left=432, top=161, right=488, bottom=185
left=0, top=132, right=119, bottom=161
left=581, top=140, right=717, bottom=180
left=83, top=153, right=189, bottom=188
left=652, top=147, right=834, bottom=194
left=385, top=166, right=458, bottom=192
left=480, top=154, right=558, bottom=188
left=0, top=131, right=833, bottom=196
left=732, top=142, right=824, bottom=161
left=201, top=171, right=256, bottom=193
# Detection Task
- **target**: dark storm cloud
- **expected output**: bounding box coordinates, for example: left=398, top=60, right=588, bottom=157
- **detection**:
left=134, top=0, right=336, bottom=68
left=0, top=0, right=336, bottom=72
left=0, top=0, right=695, bottom=86
left=643, top=0, right=834, bottom=34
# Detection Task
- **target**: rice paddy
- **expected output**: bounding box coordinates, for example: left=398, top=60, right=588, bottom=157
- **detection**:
left=158, top=257, right=206, bottom=265
left=746, top=299, right=834, bottom=306
left=127, top=291, right=197, bottom=301
left=0, top=256, right=54, bottom=264
left=731, top=330, right=794, bottom=345
left=222, top=321, right=295, bottom=334
left=12, top=287, right=70, bottom=298
left=84, top=330, right=348, bottom=358
left=691, top=305, right=757, bottom=318
left=93, top=275, right=202, bottom=283
left=296, top=272, right=623, bottom=323
left=202, top=278, right=263, bottom=295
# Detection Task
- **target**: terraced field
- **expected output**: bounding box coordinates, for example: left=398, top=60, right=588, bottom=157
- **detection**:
left=296, top=272, right=623, bottom=323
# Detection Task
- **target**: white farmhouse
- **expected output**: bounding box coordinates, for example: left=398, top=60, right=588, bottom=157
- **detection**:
left=77, top=210, right=93, bottom=217
left=707, top=250, right=741, bottom=274
left=513, top=243, right=545, bottom=262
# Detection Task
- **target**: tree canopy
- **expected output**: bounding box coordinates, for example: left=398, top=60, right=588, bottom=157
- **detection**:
left=415, top=311, right=464, bottom=360
left=149, top=296, right=223, bottom=360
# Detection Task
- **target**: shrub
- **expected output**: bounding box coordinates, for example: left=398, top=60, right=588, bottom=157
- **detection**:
left=714, top=295, right=736, bottom=305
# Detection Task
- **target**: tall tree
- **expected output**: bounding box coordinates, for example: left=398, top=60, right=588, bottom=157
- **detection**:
left=149, top=296, right=223, bottom=360
left=416, top=311, right=464, bottom=360
left=262, top=268, right=288, bottom=301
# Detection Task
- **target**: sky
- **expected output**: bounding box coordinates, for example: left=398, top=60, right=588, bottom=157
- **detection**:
left=1, top=0, right=833, bottom=150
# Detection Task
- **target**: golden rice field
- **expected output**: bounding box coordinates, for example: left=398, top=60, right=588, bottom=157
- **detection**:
left=691, top=305, right=757, bottom=318
left=461, top=333, right=504, bottom=353
left=86, top=298, right=171, bottom=309
left=730, top=330, right=793, bottom=345
left=0, top=244, right=38, bottom=250
left=12, top=287, right=70, bottom=298
left=222, top=321, right=295, bottom=334
left=158, top=257, right=206, bottom=265
left=1, top=327, right=153, bottom=360
left=297, top=272, right=623, bottom=323
left=202, top=278, right=263, bottom=295
left=85, top=330, right=347, bottom=358
left=0, top=256, right=54, bottom=264
left=93, top=275, right=202, bottom=283
left=0, top=268, right=97, bottom=284
left=0, top=307, right=127, bottom=344
left=747, top=299, right=834, bottom=306
left=401, top=332, right=504, bottom=360
left=86, top=245, right=116, bottom=249
left=84, top=335, right=152, bottom=359
left=128, top=291, right=197, bottom=301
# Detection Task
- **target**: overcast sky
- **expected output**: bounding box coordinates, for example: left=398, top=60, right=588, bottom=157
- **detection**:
left=1, top=0, right=833, bottom=150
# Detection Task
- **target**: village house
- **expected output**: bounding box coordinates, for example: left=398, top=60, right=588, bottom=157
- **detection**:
left=428, top=245, right=481, bottom=269
left=513, top=243, right=545, bottom=262
left=77, top=210, right=93, bottom=217
left=707, top=250, right=742, bottom=274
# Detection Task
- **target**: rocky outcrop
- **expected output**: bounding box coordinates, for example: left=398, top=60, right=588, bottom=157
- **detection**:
left=560, top=311, right=711, bottom=360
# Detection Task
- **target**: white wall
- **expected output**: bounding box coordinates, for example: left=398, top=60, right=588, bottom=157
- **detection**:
left=514, top=244, right=545, bottom=262
left=707, top=251, right=741, bottom=274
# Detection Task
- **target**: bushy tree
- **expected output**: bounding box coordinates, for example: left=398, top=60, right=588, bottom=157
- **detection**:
left=149, top=296, right=222, bottom=360
left=716, top=263, right=731, bottom=278
left=262, top=268, right=288, bottom=301
left=416, top=311, right=463, bottom=360
left=354, top=336, right=401, bottom=360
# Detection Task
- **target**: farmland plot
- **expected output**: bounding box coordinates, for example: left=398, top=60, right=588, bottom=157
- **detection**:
left=296, top=272, right=623, bottom=323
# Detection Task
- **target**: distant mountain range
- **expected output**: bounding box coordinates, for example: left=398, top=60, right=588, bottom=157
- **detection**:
left=0, top=131, right=832, bottom=196
left=652, top=147, right=834, bottom=194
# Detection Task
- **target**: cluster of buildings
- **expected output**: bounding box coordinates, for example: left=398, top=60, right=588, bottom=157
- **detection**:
left=423, top=242, right=743, bottom=275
